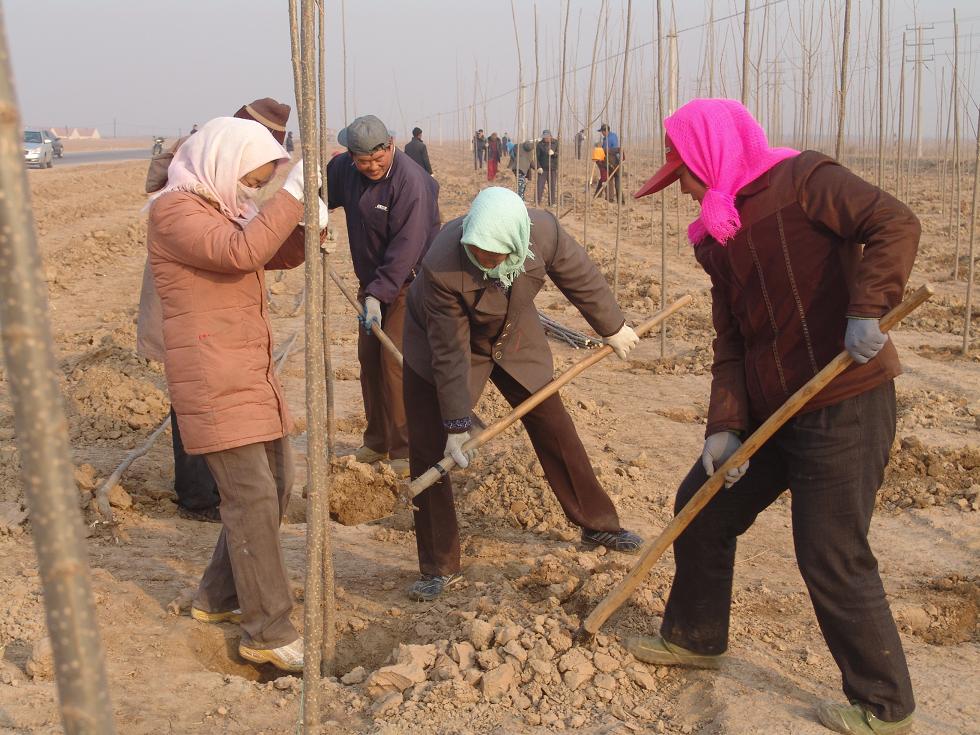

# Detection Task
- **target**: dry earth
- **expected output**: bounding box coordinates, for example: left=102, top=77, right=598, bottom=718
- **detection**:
left=0, top=144, right=977, bottom=734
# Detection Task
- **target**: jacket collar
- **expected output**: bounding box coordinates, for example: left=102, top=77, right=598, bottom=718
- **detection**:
left=736, top=167, right=773, bottom=198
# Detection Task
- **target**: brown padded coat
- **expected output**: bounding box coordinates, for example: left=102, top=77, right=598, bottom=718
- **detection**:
left=147, top=189, right=305, bottom=454
left=404, top=209, right=626, bottom=424
left=696, top=151, right=920, bottom=436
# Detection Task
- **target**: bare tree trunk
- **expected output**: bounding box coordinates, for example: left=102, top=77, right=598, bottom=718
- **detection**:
left=612, top=0, right=634, bottom=299
left=708, top=0, right=716, bottom=96
left=316, top=0, right=336, bottom=681
left=340, top=0, right=348, bottom=123
left=953, top=10, right=962, bottom=279
left=896, top=33, right=906, bottom=197
left=532, top=3, right=540, bottom=201
left=835, top=0, right=851, bottom=162
left=741, top=0, right=751, bottom=106
left=582, top=1, right=605, bottom=246
left=556, top=0, right=570, bottom=216
left=877, top=0, right=885, bottom=185
left=510, top=0, right=525, bottom=190
left=964, top=104, right=980, bottom=354
left=657, top=0, right=668, bottom=357
left=0, top=9, right=116, bottom=733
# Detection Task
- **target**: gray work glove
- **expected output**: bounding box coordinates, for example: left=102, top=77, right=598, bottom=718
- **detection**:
left=604, top=324, right=640, bottom=360
left=361, top=295, right=382, bottom=333
left=701, top=431, right=749, bottom=488
left=844, top=316, right=888, bottom=364
left=444, top=431, right=476, bottom=469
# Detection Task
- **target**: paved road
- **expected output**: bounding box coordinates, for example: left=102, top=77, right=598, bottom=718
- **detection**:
left=52, top=148, right=152, bottom=167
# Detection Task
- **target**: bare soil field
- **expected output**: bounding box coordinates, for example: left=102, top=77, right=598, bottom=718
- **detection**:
left=0, top=145, right=977, bottom=734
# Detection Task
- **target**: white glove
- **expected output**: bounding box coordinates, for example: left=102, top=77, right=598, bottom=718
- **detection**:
left=282, top=158, right=321, bottom=202
left=701, top=431, right=749, bottom=488
left=844, top=317, right=888, bottom=364
left=536, top=167, right=544, bottom=174
left=301, top=196, right=330, bottom=230
left=444, top=431, right=476, bottom=469
left=362, top=296, right=382, bottom=332
left=548, top=149, right=555, bottom=156
left=605, top=324, right=639, bottom=360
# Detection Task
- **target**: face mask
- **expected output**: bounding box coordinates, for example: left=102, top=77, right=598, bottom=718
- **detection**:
left=237, top=182, right=261, bottom=203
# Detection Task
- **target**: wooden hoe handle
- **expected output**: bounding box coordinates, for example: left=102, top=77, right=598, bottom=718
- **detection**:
left=577, top=284, right=935, bottom=640
left=404, top=294, right=694, bottom=500
left=329, top=268, right=403, bottom=367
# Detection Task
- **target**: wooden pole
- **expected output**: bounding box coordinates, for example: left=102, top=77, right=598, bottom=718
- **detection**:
left=329, top=269, right=403, bottom=366
left=404, top=296, right=693, bottom=498
left=835, top=0, right=851, bottom=162
left=316, top=0, right=337, bottom=681
left=577, top=284, right=935, bottom=640
left=0, top=9, right=116, bottom=731
left=964, top=105, right=980, bottom=354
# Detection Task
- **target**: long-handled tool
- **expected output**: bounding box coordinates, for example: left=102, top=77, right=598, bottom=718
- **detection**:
left=329, top=268, right=403, bottom=366
left=575, top=284, right=934, bottom=643
left=400, top=294, right=693, bottom=505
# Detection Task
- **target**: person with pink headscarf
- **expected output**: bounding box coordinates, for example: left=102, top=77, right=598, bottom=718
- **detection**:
left=147, top=116, right=326, bottom=674
left=630, top=99, right=919, bottom=735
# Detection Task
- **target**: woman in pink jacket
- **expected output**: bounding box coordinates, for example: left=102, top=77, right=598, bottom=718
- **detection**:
left=147, top=117, right=321, bottom=673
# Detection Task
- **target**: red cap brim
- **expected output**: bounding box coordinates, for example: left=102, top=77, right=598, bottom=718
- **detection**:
left=633, top=158, right=683, bottom=198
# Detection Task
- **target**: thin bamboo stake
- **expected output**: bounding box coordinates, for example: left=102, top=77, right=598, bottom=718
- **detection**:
left=835, top=0, right=851, bottom=162
left=316, top=0, right=336, bottom=681
left=0, top=8, right=116, bottom=732
left=578, top=284, right=935, bottom=639
left=964, top=104, right=980, bottom=354
left=612, top=0, right=634, bottom=300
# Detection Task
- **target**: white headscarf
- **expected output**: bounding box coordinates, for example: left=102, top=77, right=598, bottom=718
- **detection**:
left=151, top=116, right=289, bottom=223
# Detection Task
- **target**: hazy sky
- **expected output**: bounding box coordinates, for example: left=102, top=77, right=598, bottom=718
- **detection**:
left=5, top=0, right=978, bottom=143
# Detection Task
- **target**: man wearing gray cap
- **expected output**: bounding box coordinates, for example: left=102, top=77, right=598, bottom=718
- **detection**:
left=326, top=115, right=441, bottom=477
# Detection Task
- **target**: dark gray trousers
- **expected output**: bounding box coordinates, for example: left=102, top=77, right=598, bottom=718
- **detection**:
left=661, top=381, right=914, bottom=722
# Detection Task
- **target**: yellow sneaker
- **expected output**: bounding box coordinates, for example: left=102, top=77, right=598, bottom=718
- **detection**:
left=239, top=638, right=304, bottom=673
left=190, top=606, right=242, bottom=624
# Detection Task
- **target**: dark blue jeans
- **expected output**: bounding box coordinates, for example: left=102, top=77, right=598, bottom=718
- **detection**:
left=171, top=407, right=219, bottom=510
left=661, top=381, right=914, bottom=722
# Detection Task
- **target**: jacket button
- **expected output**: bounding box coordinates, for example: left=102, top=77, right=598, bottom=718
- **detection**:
left=494, top=351, right=502, bottom=360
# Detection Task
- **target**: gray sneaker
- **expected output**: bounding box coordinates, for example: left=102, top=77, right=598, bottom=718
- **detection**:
left=407, top=573, right=462, bottom=602
left=581, top=528, right=644, bottom=553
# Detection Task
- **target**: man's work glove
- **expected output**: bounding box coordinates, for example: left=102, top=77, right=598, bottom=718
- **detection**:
left=844, top=316, right=888, bottom=364
left=536, top=167, right=544, bottom=174
left=360, top=295, right=382, bottom=333
left=282, top=158, right=321, bottom=202
left=701, top=431, right=749, bottom=488
left=605, top=324, right=640, bottom=360
left=444, top=431, right=476, bottom=469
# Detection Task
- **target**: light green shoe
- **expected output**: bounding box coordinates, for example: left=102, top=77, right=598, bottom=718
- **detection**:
left=624, top=634, right=723, bottom=669
left=817, top=702, right=914, bottom=735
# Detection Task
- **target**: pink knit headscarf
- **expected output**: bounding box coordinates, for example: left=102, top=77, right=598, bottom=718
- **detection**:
left=665, top=98, right=798, bottom=245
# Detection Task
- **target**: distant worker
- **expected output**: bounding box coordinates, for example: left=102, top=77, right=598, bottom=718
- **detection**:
left=147, top=117, right=328, bottom=673
left=501, top=131, right=511, bottom=153
left=508, top=139, right=535, bottom=200
left=598, top=122, right=623, bottom=202
left=190, top=123, right=199, bottom=135
left=325, top=115, right=442, bottom=477
left=285, top=131, right=295, bottom=153
left=591, top=143, right=608, bottom=198
left=402, top=187, right=643, bottom=601
left=473, top=129, right=487, bottom=170
left=575, top=128, right=585, bottom=159
left=535, top=129, right=559, bottom=206
left=137, top=98, right=290, bottom=523
left=404, top=126, right=433, bottom=175
left=486, top=132, right=503, bottom=181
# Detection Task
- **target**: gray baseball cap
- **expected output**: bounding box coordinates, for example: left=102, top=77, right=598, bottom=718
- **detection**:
left=337, top=115, right=390, bottom=154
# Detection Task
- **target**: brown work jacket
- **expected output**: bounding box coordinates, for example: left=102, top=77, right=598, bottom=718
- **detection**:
left=147, top=189, right=305, bottom=454
left=404, top=209, right=626, bottom=424
left=697, top=151, right=920, bottom=437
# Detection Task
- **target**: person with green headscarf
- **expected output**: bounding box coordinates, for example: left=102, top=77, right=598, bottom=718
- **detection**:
left=401, top=187, right=642, bottom=601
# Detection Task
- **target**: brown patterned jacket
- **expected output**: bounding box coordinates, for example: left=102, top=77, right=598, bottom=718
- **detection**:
left=697, top=151, right=919, bottom=436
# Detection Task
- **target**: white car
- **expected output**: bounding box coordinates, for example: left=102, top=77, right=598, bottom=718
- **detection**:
left=23, top=129, right=53, bottom=168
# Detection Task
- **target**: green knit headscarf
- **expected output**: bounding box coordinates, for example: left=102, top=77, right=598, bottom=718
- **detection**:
left=461, top=186, right=534, bottom=288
